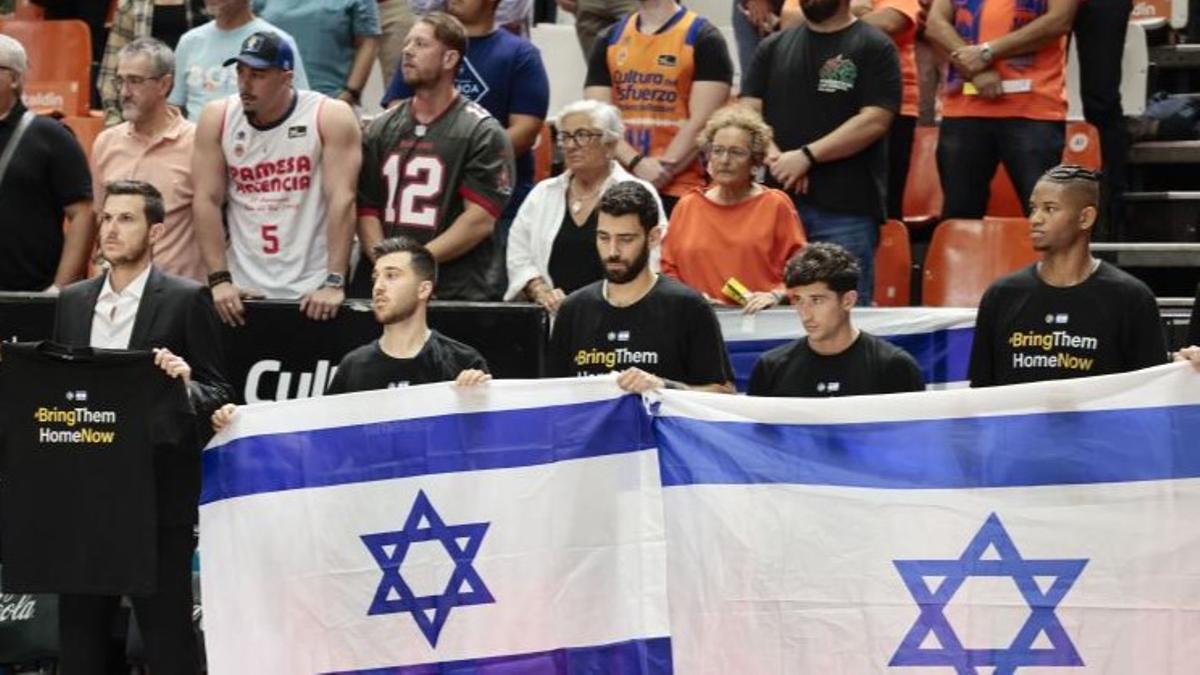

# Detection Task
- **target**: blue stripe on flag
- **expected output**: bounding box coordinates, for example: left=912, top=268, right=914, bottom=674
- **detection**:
left=656, top=404, right=1200, bottom=488
left=725, top=327, right=975, bottom=391
left=323, top=636, right=673, bottom=674
left=202, top=395, right=654, bottom=504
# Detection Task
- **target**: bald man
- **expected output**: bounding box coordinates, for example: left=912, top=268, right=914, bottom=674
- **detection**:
left=969, top=164, right=1169, bottom=387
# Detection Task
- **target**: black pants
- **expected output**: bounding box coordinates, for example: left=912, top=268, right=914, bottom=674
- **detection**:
left=887, top=114, right=918, bottom=220
left=937, top=117, right=1065, bottom=219
left=1074, top=0, right=1133, bottom=240
left=58, top=527, right=198, bottom=675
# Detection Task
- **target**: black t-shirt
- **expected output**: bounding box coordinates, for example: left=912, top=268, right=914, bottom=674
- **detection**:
left=584, top=15, right=734, bottom=88
left=0, top=102, right=93, bottom=291
left=548, top=276, right=733, bottom=386
left=742, top=22, right=900, bottom=221
left=547, top=205, right=603, bottom=295
left=326, top=330, right=489, bottom=394
left=748, top=331, right=925, bottom=397
left=969, top=263, right=1169, bottom=387
left=0, top=342, right=191, bottom=594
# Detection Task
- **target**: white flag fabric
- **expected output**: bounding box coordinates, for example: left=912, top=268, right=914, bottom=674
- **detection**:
left=200, top=379, right=671, bottom=674
left=653, top=363, right=1200, bottom=674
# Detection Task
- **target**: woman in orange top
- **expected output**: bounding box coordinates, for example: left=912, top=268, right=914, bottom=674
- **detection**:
left=661, top=106, right=806, bottom=313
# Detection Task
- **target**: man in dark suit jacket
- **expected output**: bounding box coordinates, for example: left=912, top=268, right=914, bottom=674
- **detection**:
left=52, top=179, right=231, bottom=675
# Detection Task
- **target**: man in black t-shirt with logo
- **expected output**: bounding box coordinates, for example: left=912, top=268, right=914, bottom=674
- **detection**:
left=969, top=165, right=1170, bottom=387
left=740, top=0, right=900, bottom=305
left=212, top=237, right=490, bottom=430
left=548, top=181, right=734, bottom=393
left=749, top=242, right=924, bottom=397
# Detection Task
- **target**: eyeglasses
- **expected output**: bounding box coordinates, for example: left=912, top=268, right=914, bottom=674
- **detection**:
left=707, top=145, right=753, bottom=161
left=114, top=74, right=164, bottom=89
left=557, top=130, right=605, bottom=148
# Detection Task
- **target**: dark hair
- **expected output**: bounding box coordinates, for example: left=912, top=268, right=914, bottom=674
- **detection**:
left=598, top=181, right=659, bottom=232
left=783, top=242, right=860, bottom=293
left=104, top=180, right=165, bottom=225
left=1037, top=164, right=1101, bottom=208
left=371, top=236, right=438, bottom=286
left=418, top=12, right=468, bottom=70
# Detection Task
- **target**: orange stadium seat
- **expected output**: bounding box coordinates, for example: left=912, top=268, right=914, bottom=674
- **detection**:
left=533, top=123, right=553, bottom=183
left=874, top=219, right=912, bottom=306
left=902, top=124, right=942, bottom=229
left=0, top=19, right=92, bottom=116
left=922, top=217, right=1039, bottom=307
left=1062, top=121, right=1102, bottom=170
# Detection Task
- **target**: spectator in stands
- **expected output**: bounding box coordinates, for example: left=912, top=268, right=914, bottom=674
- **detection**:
left=0, top=35, right=94, bottom=293
left=92, top=38, right=206, bottom=283
left=212, top=236, right=490, bottom=432
left=383, top=0, right=549, bottom=295
left=505, top=100, right=665, bottom=312
left=741, top=0, right=900, bottom=306
left=748, top=242, right=924, bottom=396
left=733, top=0, right=782, bottom=78
left=357, top=13, right=515, bottom=301
left=253, top=0, right=381, bottom=103
left=660, top=105, right=806, bottom=313
left=169, top=0, right=309, bottom=119
left=192, top=31, right=361, bottom=325
left=583, top=0, right=734, bottom=215
left=548, top=181, right=734, bottom=393
left=925, top=0, right=1074, bottom=219
left=408, top=0, right=535, bottom=35
left=98, top=0, right=209, bottom=126
left=557, top=0, right=636, bottom=58
left=969, top=165, right=1167, bottom=387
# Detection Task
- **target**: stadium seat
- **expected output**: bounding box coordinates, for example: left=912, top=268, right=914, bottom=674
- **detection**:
left=533, top=123, right=554, bottom=183
left=0, top=19, right=92, bottom=116
left=922, top=217, right=1039, bottom=307
left=1062, top=121, right=1102, bottom=170
left=874, top=219, right=912, bottom=306
left=902, top=124, right=943, bottom=229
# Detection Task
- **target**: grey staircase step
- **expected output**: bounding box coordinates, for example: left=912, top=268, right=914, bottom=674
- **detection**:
left=1150, top=44, right=1200, bottom=68
left=1129, top=141, right=1200, bottom=164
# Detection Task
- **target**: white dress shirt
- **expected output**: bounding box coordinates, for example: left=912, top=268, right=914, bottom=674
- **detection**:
left=89, top=266, right=152, bottom=349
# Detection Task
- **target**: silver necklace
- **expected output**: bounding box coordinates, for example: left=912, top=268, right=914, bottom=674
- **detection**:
left=569, top=177, right=605, bottom=214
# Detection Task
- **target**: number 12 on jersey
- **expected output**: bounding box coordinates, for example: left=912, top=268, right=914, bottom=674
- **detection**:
left=383, top=154, right=445, bottom=228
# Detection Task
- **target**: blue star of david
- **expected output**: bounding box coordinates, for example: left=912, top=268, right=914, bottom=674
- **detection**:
left=361, top=490, right=494, bottom=647
left=891, top=513, right=1088, bottom=675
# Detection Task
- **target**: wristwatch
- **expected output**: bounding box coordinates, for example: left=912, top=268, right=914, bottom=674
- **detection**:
left=320, top=272, right=346, bottom=290
left=979, top=42, right=994, bottom=65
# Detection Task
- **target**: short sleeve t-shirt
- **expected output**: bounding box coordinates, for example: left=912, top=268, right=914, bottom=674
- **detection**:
left=0, top=343, right=192, bottom=594
left=169, top=18, right=310, bottom=119
left=968, top=263, right=1169, bottom=387
left=874, top=0, right=920, bottom=117
left=326, top=331, right=489, bottom=394
left=357, top=96, right=515, bottom=300
left=743, top=22, right=900, bottom=221
left=0, top=102, right=93, bottom=291
left=747, top=331, right=925, bottom=397
left=548, top=276, right=733, bottom=386
left=253, top=0, right=381, bottom=97
left=382, top=30, right=550, bottom=191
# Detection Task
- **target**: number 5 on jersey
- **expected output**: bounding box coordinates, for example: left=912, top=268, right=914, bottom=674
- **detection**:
left=383, top=154, right=445, bottom=228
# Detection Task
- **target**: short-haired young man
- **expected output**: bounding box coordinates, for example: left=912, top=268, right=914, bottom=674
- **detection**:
left=748, top=242, right=924, bottom=397
left=548, top=181, right=734, bottom=393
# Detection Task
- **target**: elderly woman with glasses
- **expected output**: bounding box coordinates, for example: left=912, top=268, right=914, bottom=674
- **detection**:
left=505, top=99, right=666, bottom=312
left=661, top=105, right=806, bottom=314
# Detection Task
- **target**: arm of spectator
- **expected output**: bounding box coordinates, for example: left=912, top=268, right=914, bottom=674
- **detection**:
left=923, top=0, right=970, bottom=58
left=357, top=215, right=386, bottom=264
left=505, top=190, right=547, bottom=300
left=779, top=0, right=805, bottom=29
left=616, top=368, right=736, bottom=394
left=52, top=200, right=94, bottom=290
left=426, top=201, right=495, bottom=263
left=428, top=120, right=512, bottom=262
left=809, top=105, right=894, bottom=163
left=661, top=80, right=731, bottom=181
left=1175, top=346, right=1200, bottom=369
left=341, top=35, right=381, bottom=105
left=983, top=0, right=1075, bottom=61
left=862, top=6, right=913, bottom=35
left=192, top=100, right=250, bottom=326
left=507, top=114, right=544, bottom=157
left=299, top=100, right=362, bottom=321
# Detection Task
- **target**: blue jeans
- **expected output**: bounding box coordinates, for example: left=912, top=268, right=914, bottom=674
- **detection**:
left=936, top=117, right=1065, bottom=219
left=796, top=203, right=879, bottom=306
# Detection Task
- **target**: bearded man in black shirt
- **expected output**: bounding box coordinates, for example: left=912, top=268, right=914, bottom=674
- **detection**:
left=212, top=237, right=489, bottom=431
left=748, top=242, right=924, bottom=397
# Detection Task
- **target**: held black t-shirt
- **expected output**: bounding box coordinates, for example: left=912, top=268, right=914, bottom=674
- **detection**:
left=547, top=276, right=733, bottom=386
left=326, top=330, right=489, bottom=394
left=747, top=331, right=925, bottom=397
left=0, top=342, right=191, bottom=594
left=742, top=22, right=900, bottom=221
left=968, top=263, right=1169, bottom=387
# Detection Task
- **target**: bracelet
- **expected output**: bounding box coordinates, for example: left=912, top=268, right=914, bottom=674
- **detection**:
left=627, top=154, right=644, bottom=172
left=801, top=145, right=818, bottom=165
left=207, top=270, right=232, bottom=289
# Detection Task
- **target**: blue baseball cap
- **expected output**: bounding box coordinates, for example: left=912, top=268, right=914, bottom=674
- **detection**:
left=223, top=31, right=295, bottom=71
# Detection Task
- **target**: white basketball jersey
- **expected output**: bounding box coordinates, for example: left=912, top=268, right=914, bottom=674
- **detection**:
left=221, top=90, right=327, bottom=298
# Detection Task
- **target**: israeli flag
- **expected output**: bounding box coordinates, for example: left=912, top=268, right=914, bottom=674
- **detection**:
left=200, top=379, right=672, bottom=673
left=653, top=363, right=1200, bottom=673
left=718, top=307, right=977, bottom=391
